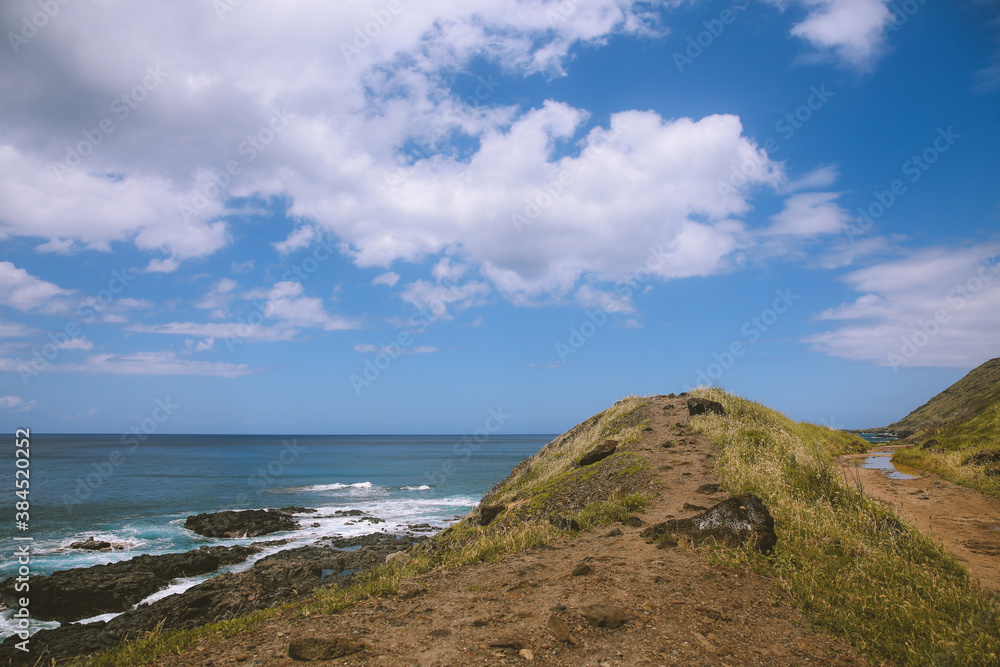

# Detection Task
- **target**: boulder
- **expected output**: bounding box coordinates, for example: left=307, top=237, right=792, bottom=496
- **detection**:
left=920, top=439, right=941, bottom=450
left=184, top=508, right=299, bottom=538
left=479, top=504, right=505, bottom=526
left=696, top=483, right=721, bottom=495
left=68, top=536, right=111, bottom=551
left=579, top=439, right=618, bottom=466
left=640, top=494, right=777, bottom=553
left=964, top=450, right=1000, bottom=466
left=687, top=397, right=726, bottom=417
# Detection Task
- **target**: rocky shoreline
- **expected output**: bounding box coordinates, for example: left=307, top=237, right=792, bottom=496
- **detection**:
left=0, top=508, right=435, bottom=665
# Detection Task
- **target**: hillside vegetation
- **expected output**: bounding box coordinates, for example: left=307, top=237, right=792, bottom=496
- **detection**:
left=888, top=357, right=1000, bottom=498
left=690, top=387, right=1000, bottom=666
left=889, top=357, right=1000, bottom=434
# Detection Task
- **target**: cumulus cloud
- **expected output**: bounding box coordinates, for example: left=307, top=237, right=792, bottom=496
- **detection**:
left=804, top=243, right=1000, bottom=368
left=0, top=1, right=792, bottom=310
left=767, top=192, right=850, bottom=236
left=0, top=261, right=73, bottom=314
left=372, top=272, right=401, bottom=287
left=245, top=281, right=359, bottom=331
left=769, top=0, right=894, bottom=67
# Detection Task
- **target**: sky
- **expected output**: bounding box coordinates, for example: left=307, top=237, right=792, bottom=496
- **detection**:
left=0, top=0, right=998, bottom=435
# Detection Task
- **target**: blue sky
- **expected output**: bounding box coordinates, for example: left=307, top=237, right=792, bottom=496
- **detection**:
left=1, top=0, right=998, bottom=434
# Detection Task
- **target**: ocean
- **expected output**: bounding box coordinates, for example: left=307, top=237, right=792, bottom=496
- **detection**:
left=0, top=433, right=551, bottom=639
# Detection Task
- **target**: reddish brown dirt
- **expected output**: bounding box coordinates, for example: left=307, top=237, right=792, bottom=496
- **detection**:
left=837, top=445, right=1000, bottom=593
left=156, top=396, right=870, bottom=666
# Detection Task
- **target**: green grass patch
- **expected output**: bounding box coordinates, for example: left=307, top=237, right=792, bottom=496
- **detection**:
left=75, top=605, right=287, bottom=667
left=484, top=396, right=649, bottom=507
left=573, top=492, right=651, bottom=532
left=689, top=387, right=1000, bottom=667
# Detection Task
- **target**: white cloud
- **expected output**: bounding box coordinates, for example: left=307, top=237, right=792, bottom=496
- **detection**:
left=0, top=1, right=791, bottom=310
left=432, top=258, right=468, bottom=283
left=779, top=165, right=840, bottom=194
left=196, top=278, right=239, bottom=316
left=804, top=243, right=1000, bottom=368
left=64, top=351, right=255, bottom=378
left=0, top=321, right=36, bottom=338
left=1, top=395, right=25, bottom=410
left=774, top=0, right=894, bottom=67
left=354, top=343, right=438, bottom=354
left=273, top=225, right=317, bottom=255
left=0, top=262, right=72, bottom=314
left=372, top=272, right=401, bottom=287
left=128, top=321, right=296, bottom=343
left=304, top=107, right=780, bottom=307
left=767, top=192, right=850, bottom=236
left=814, top=234, right=900, bottom=270
left=0, top=145, right=228, bottom=266
left=400, top=280, right=491, bottom=320
left=0, top=1, right=664, bottom=269
left=245, top=281, right=359, bottom=331
left=57, top=337, right=94, bottom=351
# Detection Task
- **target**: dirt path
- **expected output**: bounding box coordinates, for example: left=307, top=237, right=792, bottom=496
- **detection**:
left=159, top=396, right=869, bottom=666
left=837, top=445, right=1000, bottom=593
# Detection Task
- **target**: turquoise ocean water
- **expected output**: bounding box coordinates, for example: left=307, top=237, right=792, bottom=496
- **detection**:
left=0, top=433, right=551, bottom=638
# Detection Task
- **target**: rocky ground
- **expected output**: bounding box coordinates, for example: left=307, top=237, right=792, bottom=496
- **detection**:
left=155, top=395, right=872, bottom=666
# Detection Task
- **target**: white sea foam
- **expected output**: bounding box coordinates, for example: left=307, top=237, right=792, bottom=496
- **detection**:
left=401, top=485, right=431, bottom=490
left=285, top=481, right=375, bottom=492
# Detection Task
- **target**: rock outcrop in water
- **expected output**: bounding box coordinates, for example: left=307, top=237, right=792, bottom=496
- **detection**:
left=0, top=534, right=425, bottom=665
left=0, top=544, right=261, bottom=623
left=184, top=508, right=300, bottom=537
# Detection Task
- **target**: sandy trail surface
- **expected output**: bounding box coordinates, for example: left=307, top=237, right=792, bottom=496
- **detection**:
left=837, top=445, right=1000, bottom=594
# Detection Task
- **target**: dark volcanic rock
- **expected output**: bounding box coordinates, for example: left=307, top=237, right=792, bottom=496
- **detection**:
left=640, top=494, right=777, bottom=553
left=964, top=449, right=1000, bottom=466
left=184, top=508, right=299, bottom=538
left=277, top=506, right=318, bottom=514
left=333, top=509, right=365, bottom=516
left=579, top=439, right=618, bottom=466
left=0, top=544, right=260, bottom=623
left=687, top=397, right=726, bottom=417
left=479, top=504, right=505, bottom=526
left=0, top=534, right=426, bottom=665
left=920, top=439, right=941, bottom=450
left=0, top=620, right=119, bottom=665
left=696, top=483, right=721, bottom=495
left=68, top=536, right=111, bottom=551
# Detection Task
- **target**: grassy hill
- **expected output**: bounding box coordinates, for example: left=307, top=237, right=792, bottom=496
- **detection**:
left=888, top=356, right=1000, bottom=435
left=890, top=357, right=1000, bottom=497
